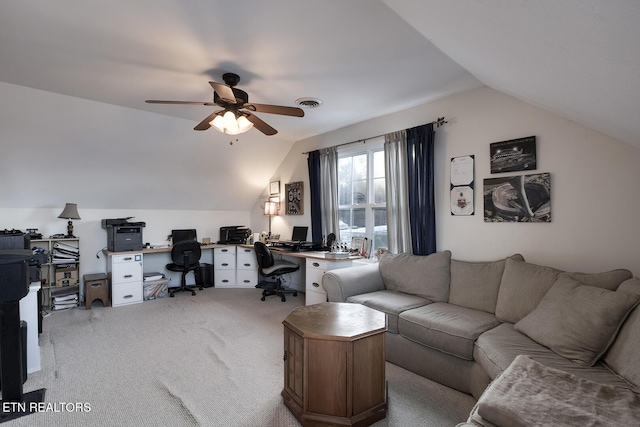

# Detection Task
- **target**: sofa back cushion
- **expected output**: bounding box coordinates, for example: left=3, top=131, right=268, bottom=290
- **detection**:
left=495, top=258, right=562, bottom=324
left=495, top=258, right=632, bottom=324
left=604, top=278, right=640, bottom=390
left=379, top=250, right=451, bottom=302
left=514, top=275, right=640, bottom=366
left=449, top=254, right=524, bottom=314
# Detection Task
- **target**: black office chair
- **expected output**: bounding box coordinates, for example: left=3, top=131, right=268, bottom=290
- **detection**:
left=166, top=240, right=203, bottom=297
left=254, top=241, right=299, bottom=302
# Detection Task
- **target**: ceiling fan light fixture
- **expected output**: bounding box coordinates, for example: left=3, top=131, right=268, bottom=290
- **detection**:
left=209, top=110, right=253, bottom=135
left=210, top=114, right=225, bottom=132
left=237, top=115, right=254, bottom=133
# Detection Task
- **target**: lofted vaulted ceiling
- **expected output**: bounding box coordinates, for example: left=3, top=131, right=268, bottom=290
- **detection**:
left=1, top=1, right=638, bottom=211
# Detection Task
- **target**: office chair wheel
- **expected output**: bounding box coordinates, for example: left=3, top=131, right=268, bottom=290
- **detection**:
left=293, top=292, right=298, bottom=297
left=261, top=296, right=266, bottom=301
left=170, top=294, right=175, bottom=297
left=281, top=296, right=286, bottom=302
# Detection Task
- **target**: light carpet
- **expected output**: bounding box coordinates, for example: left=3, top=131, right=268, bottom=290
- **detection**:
left=7, top=288, right=475, bottom=426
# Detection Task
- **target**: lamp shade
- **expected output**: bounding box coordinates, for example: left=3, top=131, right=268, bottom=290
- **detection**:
left=264, top=201, right=278, bottom=216
left=58, top=203, right=81, bottom=220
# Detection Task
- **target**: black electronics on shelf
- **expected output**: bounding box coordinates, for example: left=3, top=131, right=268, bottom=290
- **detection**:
left=102, top=218, right=146, bottom=252
left=218, top=226, right=251, bottom=244
left=0, top=231, right=46, bottom=421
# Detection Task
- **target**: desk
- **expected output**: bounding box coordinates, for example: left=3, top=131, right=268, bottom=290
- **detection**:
left=243, top=245, right=361, bottom=305
left=103, top=244, right=221, bottom=306
left=104, top=243, right=223, bottom=256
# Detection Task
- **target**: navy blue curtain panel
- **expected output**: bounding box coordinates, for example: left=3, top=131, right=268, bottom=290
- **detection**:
left=307, top=150, right=322, bottom=244
left=406, top=123, right=436, bottom=255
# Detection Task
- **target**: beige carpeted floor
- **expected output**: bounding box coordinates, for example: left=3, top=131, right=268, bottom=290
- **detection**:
left=7, top=288, right=475, bottom=426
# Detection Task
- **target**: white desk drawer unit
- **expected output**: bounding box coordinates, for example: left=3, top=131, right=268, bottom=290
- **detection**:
left=236, top=247, right=258, bottom=287
left=305, top=258, right=352, bottom=306
left=214, top=246, right=236, bottom=287
left=110, top=253, right=143, bottom=307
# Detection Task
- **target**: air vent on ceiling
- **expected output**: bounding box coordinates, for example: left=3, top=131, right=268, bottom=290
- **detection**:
left=295, top=97, right=323, bottom=108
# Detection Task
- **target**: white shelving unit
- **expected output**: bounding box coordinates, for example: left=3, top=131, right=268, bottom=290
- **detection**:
left=31, top=237, right=80, bottom=312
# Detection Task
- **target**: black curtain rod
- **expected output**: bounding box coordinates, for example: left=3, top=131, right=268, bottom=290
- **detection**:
left=303, top=117, right=447, bottom=154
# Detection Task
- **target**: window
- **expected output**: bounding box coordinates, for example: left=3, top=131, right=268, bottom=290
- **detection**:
left=337, top=138, right=387, bottom=251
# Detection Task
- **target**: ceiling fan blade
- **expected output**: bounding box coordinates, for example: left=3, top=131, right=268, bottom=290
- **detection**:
left=243, top=103, right=304, bottom=117
left=194, top=111, right=220, bottom=131
left=209, top=82, right=237, bottom=104
left=246, top=113, right=277, bottom=136
left=146, top=100, right=213, bottom=105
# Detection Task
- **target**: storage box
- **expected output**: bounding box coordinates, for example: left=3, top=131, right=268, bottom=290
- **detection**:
left=143, top=279, right=169, bottom=301
left=55, top=267, right=78, bottom=282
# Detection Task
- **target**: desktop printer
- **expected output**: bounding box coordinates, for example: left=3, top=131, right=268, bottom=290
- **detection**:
left=218, top=226, right=251, bottom=244
left=102, top=218, right=146, bottom=252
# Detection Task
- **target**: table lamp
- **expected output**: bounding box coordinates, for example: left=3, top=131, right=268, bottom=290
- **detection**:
left=264, top=201, right=279, bottom=237
left=58, top=203, right=81, bottom=238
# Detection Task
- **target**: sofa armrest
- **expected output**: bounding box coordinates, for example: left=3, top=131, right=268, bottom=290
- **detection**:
left=322, top=263, right=385, bottom=302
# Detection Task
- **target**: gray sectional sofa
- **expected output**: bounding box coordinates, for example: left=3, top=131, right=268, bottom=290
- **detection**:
left=322, top=251, right=640, bottom=426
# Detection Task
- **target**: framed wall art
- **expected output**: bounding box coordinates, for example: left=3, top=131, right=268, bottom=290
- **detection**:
left=450, top=155, right=475, bottom=215
left=490, top=136, right=537, bottom=174
left=483, top=172, right=551, bottom=222
left=270, top=180, right=280, bottom=196
left=285, top=181, right=303, bottom=215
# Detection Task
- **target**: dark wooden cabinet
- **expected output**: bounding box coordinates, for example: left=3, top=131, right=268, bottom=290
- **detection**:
left=282, top=303, right=387, bottom=426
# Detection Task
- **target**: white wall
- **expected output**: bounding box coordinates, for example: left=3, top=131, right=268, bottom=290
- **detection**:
left=262, top=87, right=640, bottom=276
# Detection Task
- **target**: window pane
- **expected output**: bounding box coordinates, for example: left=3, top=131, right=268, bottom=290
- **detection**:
left=373, top=177, right=385, bottom=204
left=373, top=207, right=388, bottom=250
left=338, top=208, right=365, bottom=244
left=373, top=151, right=385, bottom=178
left=353, top=154, right=367, bottom=180
left=353, top=179, right=367, bottom=204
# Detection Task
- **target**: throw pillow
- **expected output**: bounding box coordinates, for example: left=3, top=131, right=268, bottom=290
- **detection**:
left=566, top=269, right=632, bottom=291
left=379, top=251, right=451, bottom=302
left=515, top=275, right=640, bottom=366
left=604, top=278, right=640, bottom=390
left=495, top=258, right=562, bottom=324
left=449, top=254, right=524, bottom=314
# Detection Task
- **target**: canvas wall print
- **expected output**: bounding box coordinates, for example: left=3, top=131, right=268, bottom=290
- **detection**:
left=490, top=136, right=537, bottom=173
left=285, top=181, right=303, bottom=215
left=484, top=173, right=551, bottom=222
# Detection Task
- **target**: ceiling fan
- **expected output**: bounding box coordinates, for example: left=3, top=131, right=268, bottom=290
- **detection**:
left=145, top=73, right=304, bottom=136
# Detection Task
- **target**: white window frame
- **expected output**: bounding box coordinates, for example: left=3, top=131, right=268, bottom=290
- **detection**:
left=337, top=137, right=386, bottom=248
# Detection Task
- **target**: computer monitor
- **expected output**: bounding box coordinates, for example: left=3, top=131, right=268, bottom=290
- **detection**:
left=291, top=226, right=308, bottom=242
left=172, top=229, right=197, bottom=245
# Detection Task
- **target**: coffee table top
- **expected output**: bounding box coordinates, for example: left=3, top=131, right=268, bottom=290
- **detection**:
left=283, top=302, right=387, bottom=341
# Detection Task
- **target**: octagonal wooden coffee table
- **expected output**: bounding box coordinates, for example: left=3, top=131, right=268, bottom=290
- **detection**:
left=282, top=302, right=387, bottom=426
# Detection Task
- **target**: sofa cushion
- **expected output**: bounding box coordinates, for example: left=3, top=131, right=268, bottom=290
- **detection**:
left=474, top=323, right=634, bottom=389
left=379, top=251, right=451, bottom=302
left=495, top=259, right=631, bottom=324
left=449, top=254, right=524, bottom=314
left=346, top=290, right=431, bottom=333
left=398, top=303, right=500, bottom=360
left=604, top=277, right=640, bottom=391
left=567, top=269, right=632, bottom=290
left=514, top=275, right=640, bottom=366
left=495, top=258, right=562, bottom=324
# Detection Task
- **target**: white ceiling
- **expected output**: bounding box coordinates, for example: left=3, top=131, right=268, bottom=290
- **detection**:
left=1, top=1, right=639, bottom=213
left=2, top=1, right=637, bottom=145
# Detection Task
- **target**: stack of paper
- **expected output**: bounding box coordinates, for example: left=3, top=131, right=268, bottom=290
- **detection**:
left=52, top=293, right=78, bottom=310
left=52, top=242, right=79, bottom=264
